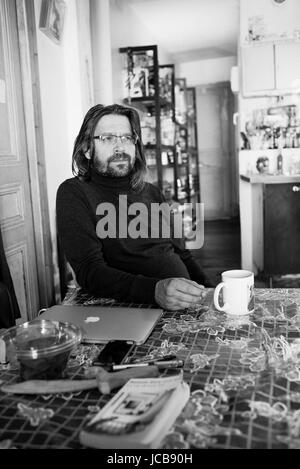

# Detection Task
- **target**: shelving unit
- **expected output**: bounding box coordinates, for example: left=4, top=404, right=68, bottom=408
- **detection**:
left=186, top=87, right=201, bottom=204
left=119, top=46, right=201, bottom=211
left=174, top=84, right=201, bottom=204
left=119, top=45, right=163, bottom=192
left=159, top=64, right=176, bottom=202
left=174, top=78, right=190, bottom=203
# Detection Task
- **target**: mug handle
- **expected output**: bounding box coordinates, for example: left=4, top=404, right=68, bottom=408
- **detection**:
left=213, top=282, right=229, bottom=312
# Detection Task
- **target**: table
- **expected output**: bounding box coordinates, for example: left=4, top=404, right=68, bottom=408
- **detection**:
left=1, top=288, right=300, bottom=449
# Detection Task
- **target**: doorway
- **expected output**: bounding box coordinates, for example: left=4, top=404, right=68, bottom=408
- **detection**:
left=196, top=81, right=237, bottom=220
left=0, top=0, right=53, bottom=321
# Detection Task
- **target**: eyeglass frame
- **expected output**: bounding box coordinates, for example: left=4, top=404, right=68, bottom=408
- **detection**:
left=93, top=133, right=139, bottom=145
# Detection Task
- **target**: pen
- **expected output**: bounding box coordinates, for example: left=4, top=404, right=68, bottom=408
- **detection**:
left=92, top=355, right=178, bottom=367
left=112, top=359, right=184, bottom=371
left=131, top=354, right=177, bottom=364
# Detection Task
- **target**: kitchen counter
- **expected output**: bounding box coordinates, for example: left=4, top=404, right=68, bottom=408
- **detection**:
left=240, top=173, right=300, bottom=184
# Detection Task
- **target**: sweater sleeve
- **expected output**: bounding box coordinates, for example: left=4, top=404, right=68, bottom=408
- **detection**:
left=151, top=186, right=213, bottom=287
left=171, top=236, right=213, bottom=287
left=56, top=181, right=159, bottom=304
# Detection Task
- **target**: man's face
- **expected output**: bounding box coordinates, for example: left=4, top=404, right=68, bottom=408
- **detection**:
left=90, top=114, right=136, bottom=177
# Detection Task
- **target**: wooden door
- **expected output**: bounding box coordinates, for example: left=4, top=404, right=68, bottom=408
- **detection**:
left=196, top=83, right=233, bottom=220
left=0, top=0, right=40, bottom=321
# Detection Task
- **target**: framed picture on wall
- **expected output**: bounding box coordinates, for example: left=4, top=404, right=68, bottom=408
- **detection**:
left=39, top=0, right=66, bottom=45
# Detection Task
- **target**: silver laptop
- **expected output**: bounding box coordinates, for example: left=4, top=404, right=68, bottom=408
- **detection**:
left=38, top=305, right=163, bottom=344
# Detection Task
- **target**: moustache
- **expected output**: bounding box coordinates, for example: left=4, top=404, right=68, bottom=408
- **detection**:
left=108, top=152, right=131, bottom=163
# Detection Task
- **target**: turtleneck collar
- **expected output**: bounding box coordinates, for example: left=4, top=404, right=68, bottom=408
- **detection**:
left=90, top=168, right=132, bottom=193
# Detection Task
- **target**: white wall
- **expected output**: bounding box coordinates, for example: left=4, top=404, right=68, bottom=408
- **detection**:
left=34, top=0, right=92, bottom=301
left=175, top=56, right=237, bottom=87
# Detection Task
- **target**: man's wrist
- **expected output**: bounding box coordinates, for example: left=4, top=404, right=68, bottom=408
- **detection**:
left=154, top=280, right=161, bottom=303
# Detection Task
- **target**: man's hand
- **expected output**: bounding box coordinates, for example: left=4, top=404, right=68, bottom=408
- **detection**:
left=154, top=277, right=206, bottom=311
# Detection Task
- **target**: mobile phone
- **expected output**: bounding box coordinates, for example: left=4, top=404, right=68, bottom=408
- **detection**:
left=92, top=341, right=134, bottom=367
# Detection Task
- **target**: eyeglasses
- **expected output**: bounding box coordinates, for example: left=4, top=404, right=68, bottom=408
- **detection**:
left=93, top=134, right=138, bottom=145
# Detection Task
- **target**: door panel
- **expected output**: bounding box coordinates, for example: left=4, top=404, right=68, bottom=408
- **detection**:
left=0, top=0, right=40, bottom=320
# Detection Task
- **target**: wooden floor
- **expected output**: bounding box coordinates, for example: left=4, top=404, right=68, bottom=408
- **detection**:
left=191, top=217, right=300, bottom=288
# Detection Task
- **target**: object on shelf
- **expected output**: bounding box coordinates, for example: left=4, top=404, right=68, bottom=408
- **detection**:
left=240, top=132, right=250, bottom=150
left=247, top=15, right=266, bottom=42
left=159, top=65, right=173, bottom=103
left=161, top=151, right=168, bottom=166
left=175, top=78, right=187, bottom=125
left=122, top=48, right=155, bottom=99
left=181, top=152, right=188, bottom=164
left=145, top=149, right=157, bottom=167
left=167, top=150, right=174, bottom=165
left=162, top=180, right=173, bottom=202
left=277, top=151, right=283, bottom=174
left=244, top=104, right=300, bottom=150
left=256, top=156, right=270, bottom=174
left=161, top=112, right=175, bottom=146
left=186, top=87, right=198, bottom=149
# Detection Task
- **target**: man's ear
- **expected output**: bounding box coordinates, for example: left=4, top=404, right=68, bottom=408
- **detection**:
left=84, top=150, right=91, bottom=160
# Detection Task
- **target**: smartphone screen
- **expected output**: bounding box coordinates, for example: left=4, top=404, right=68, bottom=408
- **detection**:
left=92, top=341, right=134, bottom=367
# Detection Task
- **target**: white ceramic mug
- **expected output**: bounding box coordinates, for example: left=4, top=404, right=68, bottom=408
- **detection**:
left=213, top=270, right=254, bottom=316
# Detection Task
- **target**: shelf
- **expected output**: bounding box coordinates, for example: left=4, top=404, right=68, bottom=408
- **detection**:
left=148, top=164, right=174, bottom=169
left=161, top=144, right=175, bottom=151
left=239, top=148, right=300, bottom=153
left=145, top=144, right=175, bottom=151
left=123, top=95, right=155, bottom=103
left=175, top=121, right=188, bottom=128
left=159, top=97, right=173, bottom=108
left=242, top=38, right=300, bottom=47
left=123, top=96, right=173, bottom=109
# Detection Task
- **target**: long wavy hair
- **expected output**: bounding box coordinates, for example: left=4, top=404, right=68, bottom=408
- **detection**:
left=72, top=104, right=147, bottom=192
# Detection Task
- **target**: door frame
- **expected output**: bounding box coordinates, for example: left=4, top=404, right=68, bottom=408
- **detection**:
left=14, top=0, right=54, bottom=308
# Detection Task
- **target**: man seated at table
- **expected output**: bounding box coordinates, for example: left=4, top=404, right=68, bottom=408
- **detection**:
left=56, top=104, right=211, bottom=311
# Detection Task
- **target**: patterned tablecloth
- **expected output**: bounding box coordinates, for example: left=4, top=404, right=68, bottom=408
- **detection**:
left=1, top=288, right=300, bottom=449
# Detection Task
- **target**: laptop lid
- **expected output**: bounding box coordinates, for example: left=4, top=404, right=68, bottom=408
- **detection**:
left=39, top=305, right=163, bottom=345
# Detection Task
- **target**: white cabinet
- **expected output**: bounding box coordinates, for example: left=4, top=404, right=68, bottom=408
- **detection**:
left=275, top=43, right=300, bottom=89
left=241, top=42, right=300, bottom=96
left=242, top=44, right=275, bottom=94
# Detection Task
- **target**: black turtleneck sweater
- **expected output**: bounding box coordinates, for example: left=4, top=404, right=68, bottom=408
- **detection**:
left=56, top=170, right=209, bottom=304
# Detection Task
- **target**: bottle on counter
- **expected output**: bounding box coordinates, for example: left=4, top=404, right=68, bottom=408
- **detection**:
left=277, top=150, right=283, bottom=175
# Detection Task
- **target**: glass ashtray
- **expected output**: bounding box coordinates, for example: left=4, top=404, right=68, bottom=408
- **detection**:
left=0, top=319, right=82, bottom=380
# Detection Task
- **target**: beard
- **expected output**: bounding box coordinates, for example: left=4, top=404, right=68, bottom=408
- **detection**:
left=93, top=152, right=135, bottom=178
